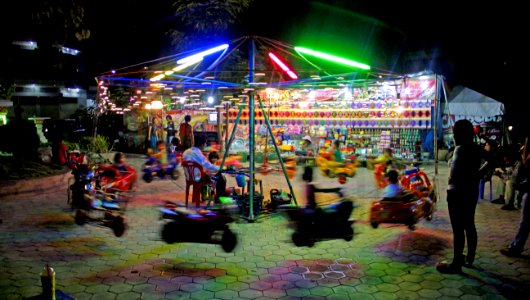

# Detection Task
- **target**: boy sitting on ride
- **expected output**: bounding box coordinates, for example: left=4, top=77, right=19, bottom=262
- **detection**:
left=154, top=141, right=168, bottom=168
left=383, top=170, right=404, bottom=198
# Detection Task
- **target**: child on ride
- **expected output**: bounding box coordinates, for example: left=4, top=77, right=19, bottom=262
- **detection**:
left=374, top=148, right=395, bottom=170
left=383, top=170, right=403, bottom=198
left=208, top=151, right=220, bottom=166
left=113, top=152, right=129, bottom=174
left=332, top=140, right=344, bottom=163
left=153, top=141, right=168, bottom=171
left=303, top=166, right=342, bottom=209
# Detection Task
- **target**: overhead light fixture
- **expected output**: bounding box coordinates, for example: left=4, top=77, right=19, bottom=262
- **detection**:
left=294, top=46, right=370, bottom=70
left=150, top=74, right=165, bottom=81
left=268, top=52, right=298, bottom=79
left=177, top=44, right=229, bottom=65
left=173, top=56, right=203, bottom=72
left=151, top=100, right=163, bottom=110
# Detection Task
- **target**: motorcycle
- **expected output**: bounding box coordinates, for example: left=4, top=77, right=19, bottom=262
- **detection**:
left=142, top=151, right=181, bottom=183
left=279, top=192, right=355, bottom=247
left=68, top=160, right=133, bottom=237
left=160, top=200, right=238, bottom=252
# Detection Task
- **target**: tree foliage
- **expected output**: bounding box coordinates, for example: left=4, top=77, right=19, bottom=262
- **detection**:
left=0, top=108, right=41, bottom=162
left=169, top=0, right=253, bottom=50
left=31, top=0, right=91, bottom=45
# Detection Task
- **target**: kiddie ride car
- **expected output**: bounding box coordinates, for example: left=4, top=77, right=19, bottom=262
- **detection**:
left=160, top=200, right=238, bottom=252
left=315, top=152, right=357, bottom=184
left=369, top=167, right=437, bottom=230
left=142, top=151, right=181, bottom=183
left=96, top=164, right=138, bottom=193
left=279, top=190, right=355, bottom=247
left=68, top=161, right=134, bottom=237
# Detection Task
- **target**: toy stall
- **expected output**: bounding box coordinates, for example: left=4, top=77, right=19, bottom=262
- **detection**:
left=224, top=73, right=438, bottom=164
left=442, top=86, right=505, bottom=147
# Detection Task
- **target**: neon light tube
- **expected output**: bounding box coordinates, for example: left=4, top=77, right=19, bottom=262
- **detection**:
left=173, top=56, right=203, bottom=71
left=150, top=74, right=165, bottom=81
left=294, top=46, right=370, bottom=70
left=177, top=44, right=229, bottom=65
left=268, top=52, right=298, bottom=79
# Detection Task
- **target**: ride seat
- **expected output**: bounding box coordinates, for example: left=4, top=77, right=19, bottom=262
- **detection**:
left=182, top=161, right=209, bottom=207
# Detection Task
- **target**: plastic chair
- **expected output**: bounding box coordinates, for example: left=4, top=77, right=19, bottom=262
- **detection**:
left=478, top=178, right=493, bottom=202
left=182, top=161, right=208, bottom=207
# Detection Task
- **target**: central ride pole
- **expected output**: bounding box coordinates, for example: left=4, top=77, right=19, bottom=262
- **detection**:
left=248, top=38, right=256, bottom=221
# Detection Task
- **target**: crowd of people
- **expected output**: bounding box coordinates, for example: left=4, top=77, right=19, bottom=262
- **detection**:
left=435, top=119, right=530, bottom=273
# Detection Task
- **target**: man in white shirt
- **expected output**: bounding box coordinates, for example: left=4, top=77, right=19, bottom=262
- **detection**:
left=182, top=136, right=219, bottom=176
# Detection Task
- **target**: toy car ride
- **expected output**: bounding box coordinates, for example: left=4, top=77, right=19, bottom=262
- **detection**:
left=279, top=196, right=355, bottom=247
left=369, top=167, right=437, bottom=231
left=160, top=200, right=238, bottom=252
left=142, top=151, right=181, bottom=183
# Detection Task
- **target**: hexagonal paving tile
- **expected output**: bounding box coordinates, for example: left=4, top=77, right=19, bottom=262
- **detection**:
left=190, top=290, right=215, bottom=300
left=239, top=288, right=263, bottom=299
left=303, top=272, right=324, bottom=280
left=215, top=289, right=239, bottom=299
left=310, top=286, right=334, bottom=296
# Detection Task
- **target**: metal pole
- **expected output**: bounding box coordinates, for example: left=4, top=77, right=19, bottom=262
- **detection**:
left=219, top=105, right=244, bottom=169
left=434, top=75, right=439, bottom=175
left=225, top=102, right=230, bottom=151
left=248, top=39, right=256, bottom=221
left=257, top=94, right=298, bottom=205
left=215, top=105, right=223, bottom=153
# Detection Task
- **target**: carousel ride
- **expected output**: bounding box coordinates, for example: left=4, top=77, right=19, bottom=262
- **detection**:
left=95, top=35, right=439, bottom=223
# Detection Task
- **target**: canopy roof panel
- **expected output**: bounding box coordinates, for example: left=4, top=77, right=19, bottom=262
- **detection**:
left=97, top=36, right=401, bottom=90
left=448, top=86, right=504, bottom=117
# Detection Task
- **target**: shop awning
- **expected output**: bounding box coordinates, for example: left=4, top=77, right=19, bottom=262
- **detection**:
left=448, top=86, right=504, bottom=117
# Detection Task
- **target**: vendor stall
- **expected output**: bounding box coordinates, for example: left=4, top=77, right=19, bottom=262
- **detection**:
left=443, top=86, right=505, bottom=146
left=225, top=73, right=437, bottom=162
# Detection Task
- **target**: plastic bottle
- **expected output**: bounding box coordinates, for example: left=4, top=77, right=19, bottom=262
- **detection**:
left=40, top=264, right=56, bottom=300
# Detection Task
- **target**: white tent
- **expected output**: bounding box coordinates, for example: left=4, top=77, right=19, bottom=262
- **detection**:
left=447, top=86, right=504, bottom=123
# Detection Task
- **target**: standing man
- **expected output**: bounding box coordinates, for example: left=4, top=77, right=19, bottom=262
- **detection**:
left=179, top=115, right=194, bottom=152
left=437, top=119, right=482, bottom=274
left=165, top=115, right=175, bottom=145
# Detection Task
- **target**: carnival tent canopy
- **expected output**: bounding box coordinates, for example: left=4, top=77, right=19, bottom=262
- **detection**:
left=448, top=86, right=504, bottom=117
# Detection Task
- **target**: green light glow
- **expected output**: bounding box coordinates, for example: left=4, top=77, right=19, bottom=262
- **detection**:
left=294, top=47, right=370, bottom=70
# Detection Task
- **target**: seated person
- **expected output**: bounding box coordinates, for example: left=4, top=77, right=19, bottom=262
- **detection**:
left=493, top=145, right=522, bottom=210
left=182, top=136, right=220, bottom=178
left=169, top=135, right=180, bottom=154
left=296, top=135, right=314, bottom=156
left=183, top=137, right=222, bottom=203
left=302, top=166, right=342, bottom=210
left=332, top=140, right=344, bottom=163
left=113, top=152, right=129, bottom=174
left=152, top=141, right=168, bottom=171
left=208, top=151, right=220, bottom=166
left=383, top=170, right=403, bottom=198
left=373, top=148, right=395, bottom=170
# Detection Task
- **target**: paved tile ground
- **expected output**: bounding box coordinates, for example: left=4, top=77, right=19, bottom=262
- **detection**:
left=1, top=156, right=529, bottom=299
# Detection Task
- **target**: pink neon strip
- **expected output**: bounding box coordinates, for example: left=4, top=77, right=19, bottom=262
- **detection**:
left=268, top=52, right=298, bottom=79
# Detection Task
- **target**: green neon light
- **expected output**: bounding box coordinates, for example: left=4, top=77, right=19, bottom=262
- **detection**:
left=294, top=46, right=370, bottom=70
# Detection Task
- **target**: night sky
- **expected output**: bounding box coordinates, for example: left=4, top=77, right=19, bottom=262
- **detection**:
left=1, top=0, right=524, bottom=129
